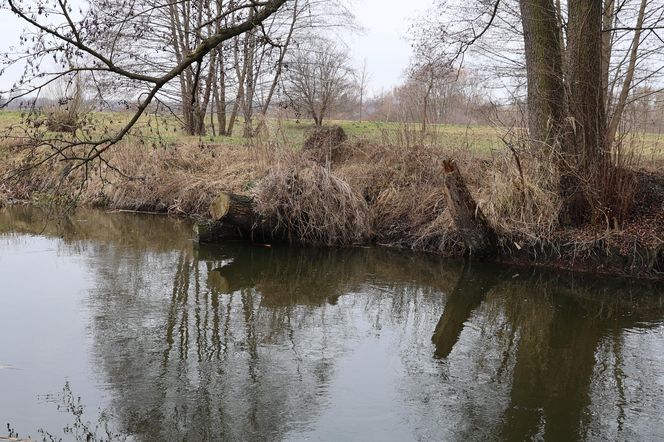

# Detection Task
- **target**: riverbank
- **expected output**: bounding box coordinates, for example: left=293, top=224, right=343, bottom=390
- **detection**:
left=1, top=128, right=663, bottom=279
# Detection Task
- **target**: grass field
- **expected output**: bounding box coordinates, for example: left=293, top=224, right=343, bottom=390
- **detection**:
left=0, top=109, right=663, bottom=160
left=0, top=109, right=536, bottom=152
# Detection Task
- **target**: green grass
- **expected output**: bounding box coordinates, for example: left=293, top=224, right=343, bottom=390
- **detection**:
left=0, top=110, right=662, bottom=160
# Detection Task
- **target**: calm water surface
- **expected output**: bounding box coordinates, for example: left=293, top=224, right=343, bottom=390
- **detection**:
left=1, top=206, right=664, bottom=441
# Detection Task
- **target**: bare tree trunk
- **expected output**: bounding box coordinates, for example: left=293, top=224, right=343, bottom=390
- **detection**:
left=422, top=73, right=433, bottom=133
left=260, top=0, right=298, bottom=120
left=227, top=35, right=247, bottom=137
left=214, top=49, right=227, bottom=136
left=602, top=0, right=616, bottom=110
left=567, top=0, right=607, bottom=167
left=518, top=0, right=567, bottom=151
left=606, top=0, right=647, bottom=144
left=519, top=0, right=602, bottom=226
left=241, top=8, right=256, bottom=138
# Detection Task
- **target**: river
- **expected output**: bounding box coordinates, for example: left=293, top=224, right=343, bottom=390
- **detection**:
left=1, top=206, right=663, bottom=441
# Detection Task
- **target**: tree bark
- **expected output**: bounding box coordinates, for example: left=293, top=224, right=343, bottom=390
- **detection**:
left=567, top=0, right=607, bottom=167
left=518, top=0, right=567, bottom=151
left=442, top=160, right=498, bottom=258
left=198, top=192, right=282, bottom=243
left=518, top=0, right=600, bottom=226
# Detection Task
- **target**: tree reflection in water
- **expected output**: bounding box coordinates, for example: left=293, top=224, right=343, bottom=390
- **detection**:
left=2, top=206, right=664, bottom=441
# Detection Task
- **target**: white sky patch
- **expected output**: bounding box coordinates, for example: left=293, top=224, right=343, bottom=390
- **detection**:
left=348, top=0, right=433, bottom=94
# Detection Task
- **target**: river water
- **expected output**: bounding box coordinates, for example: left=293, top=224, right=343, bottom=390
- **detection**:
left=1, top=206, right=663, bottom=441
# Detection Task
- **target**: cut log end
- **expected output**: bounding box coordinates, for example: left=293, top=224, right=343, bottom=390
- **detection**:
left=199, top=191, right=282, bottom=244
left=209, top=193, right=232, bottom=221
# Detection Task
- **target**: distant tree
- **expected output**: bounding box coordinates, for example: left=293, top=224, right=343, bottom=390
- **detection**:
left=354, top=59, right=371, bottom=123
left=282, top=40, right=355, bottom=126
left=2, top=0, right=288, bottom=168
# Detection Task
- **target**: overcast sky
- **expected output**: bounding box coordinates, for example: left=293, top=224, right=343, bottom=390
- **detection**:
left=0, top=0, right=434, bottom=93
left=348, top=0, right=433, bottom=93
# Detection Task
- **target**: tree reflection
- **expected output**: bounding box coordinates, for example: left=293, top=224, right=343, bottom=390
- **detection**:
left=83, top=239, right=464, bottom=440
left=6, top=206, right=664, bottom=440
left=432, top=266, right=664, bottom=441
left=431, top=263, right=502, bottom=359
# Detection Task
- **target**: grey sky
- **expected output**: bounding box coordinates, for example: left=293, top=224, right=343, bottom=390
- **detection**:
left=0, top=0, right=434, bottom=93
left=349, top=0, right=433, bottom=93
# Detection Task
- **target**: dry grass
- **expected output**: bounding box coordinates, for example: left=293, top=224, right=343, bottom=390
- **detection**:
left=0, top=139, right=261, bottom=217
left=253, top=153, right=371, bottom=247
left=1, top=120, right=663, bottom=275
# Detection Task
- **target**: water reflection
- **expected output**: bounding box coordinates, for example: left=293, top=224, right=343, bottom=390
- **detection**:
left=2, top=206, right=664, bottom=441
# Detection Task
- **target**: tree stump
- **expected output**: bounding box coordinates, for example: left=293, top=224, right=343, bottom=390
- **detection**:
left=442, top=159, right=498, bottom=258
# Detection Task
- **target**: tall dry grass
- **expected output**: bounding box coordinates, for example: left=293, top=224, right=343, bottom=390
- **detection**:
left=1, top=117, right=661, bottom=264
left=254, top=160, right=371, bottom=246
left=0, top=138, right=262, bottom=217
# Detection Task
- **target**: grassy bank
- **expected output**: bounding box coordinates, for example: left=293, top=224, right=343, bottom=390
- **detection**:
left=1, top=111, right=663, bottom=278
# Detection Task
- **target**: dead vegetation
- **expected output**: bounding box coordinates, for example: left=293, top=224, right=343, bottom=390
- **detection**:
left=1, top=123, right=663, bottom=276
left=302, top=125, right=348, bottom=164
left=0, top=139, right=261, bottom=217
left=254, top=159, right=371, bottom=246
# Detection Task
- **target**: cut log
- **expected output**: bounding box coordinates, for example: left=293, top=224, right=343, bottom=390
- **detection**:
left=194, top=221, right=243, bottom=243
left=442, top=159, right=498, bottom=258
left=209, top=193, right=256, bottom=229
left=196, top=191, right=281, bottom=243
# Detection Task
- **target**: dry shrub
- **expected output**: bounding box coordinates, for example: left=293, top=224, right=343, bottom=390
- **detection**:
left=303, top=125, right=347, bottom=150
left=333, top=136, right=470, bottom=254
left=92, top=140, right=259, bottom=216
left=253, top=160, right=371, bottom=247
left=481, top=148, right=561, bottom=242
left=302, top=125, right=348, bottom=165
left=593, top=139, right=640, bottom=227
left=0, top=140, right=261, bottom=217
left=44, top=110, right=82, bottom=133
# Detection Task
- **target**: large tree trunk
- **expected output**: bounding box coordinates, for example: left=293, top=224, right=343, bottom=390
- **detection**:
left=567, top=0, right=607, bottom=168
left=518, top=0, right=567, bottom=151
left=518, top=0, right=602, bottom=226
left=442, top=160, right=498, bottom=258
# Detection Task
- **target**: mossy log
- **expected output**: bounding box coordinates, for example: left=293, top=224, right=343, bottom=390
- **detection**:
left=442, top=160, right=498, bottom=258
left=194, top=192, right=281, bottom=243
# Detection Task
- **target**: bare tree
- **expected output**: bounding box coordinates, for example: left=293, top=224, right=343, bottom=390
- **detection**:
left=354, top=58, right=370, bottom=123
left=282, top=39, right=355, bottom=126
left=415, top=0, right=664, bottom=225
left=1, top=0, right=288, bottom=170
